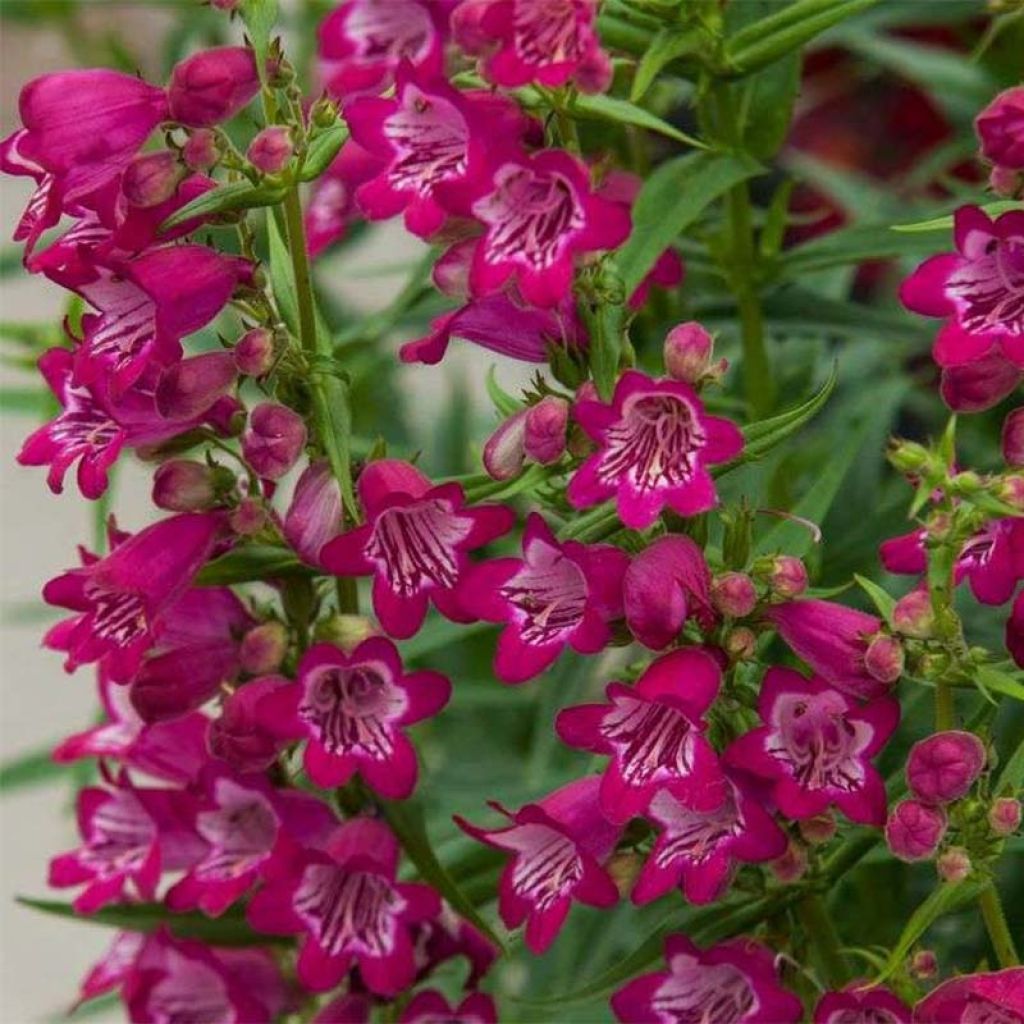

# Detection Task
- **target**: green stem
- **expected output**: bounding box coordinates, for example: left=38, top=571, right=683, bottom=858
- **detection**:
left=798, top=892, right=847, bottom=987
left=935, top=681, right=955, bottom=731
left=979, top=883, right=1020, bottom=968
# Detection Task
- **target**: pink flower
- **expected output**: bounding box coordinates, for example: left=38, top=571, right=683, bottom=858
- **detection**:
left=900, top=206, right=1024, bottom=371
left=456, top=512, right=628, bottom=683
left=976, top=87, right=1024, bottom=171
left=664, top=321, right=714, bottom=385
left=469, top=150, right=631, bottom=307
left=623, top=535, right=713, bottom=650
left=885, top=799, right=947, bottom=862
left=556, top=648, right=727, bottom=823
left=913, top=968, right=1024, bottom=1023
left=940, top=348, right=1024, bottom=413
left=321, top=459, right=514, bottom=638
left=724, top=667, right=899, bottom=826
left=401, top=991, right=497, bottom=1024
left=122, top=929, right=287, bottom=1023
left=611, top=935, right=802, bottom=1024
left=412, top=902, right=498, bottom=989
left=1003, top=407, right=1024, bottom=467
left=285, top=460, right=343, bottom=566
left=906, top=730, right=987, bottom=805
left=455, top=777, right=620, bottom=953
left=568, top=371, right=744, bottom=530
left=242, top=402, right=308, bottom=480
left=155, top=351, right=238, bottom=420
left=167, top=46, right=260, bottom=127
left=43, top=513, right=221, bottom=682
left=248, top=126, right=294, bottom=175
left=255, top=638, right=450, bottom=797
left=453, top=0, right=610, bottom=93
left=814, top=985, right=910, bottom=1024
left=207, top=675, right=293, bottom=773
left=1008, top=590, right=1024, bottom=668
left=74, top=931, right=144, bottom=1010
left=632, top=775, right=787, bottom=906
left=0, top=129, right=61, bottom=255
left=318, top=0, right=451, bottom=97
left=305, top=141, right=384, bottom=257
left=247, top=817, right=440, bottom=994
left=769, top=599, right=901, bottom=700
left=121, top=151, right=185, bottom=208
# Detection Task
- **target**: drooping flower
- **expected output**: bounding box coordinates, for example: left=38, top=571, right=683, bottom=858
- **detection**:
left=556, top=648, right=727, bottom=823
left=455, top=777, right=620, bottom=953
left=900, top=206, right=1024, bottom=370
left=814, top=984, right=911, bottom=1024
left=321, top=459, right=514, bottom=638
left=456, top=512, right=628, bottom=683
left=611, top=935, right=803, bottom=1024
left=43, top=513, right=221, bottom=683
left=468, top=149, right=631, bottom=308
left=632, top=775, right=787, bottom=906
left=166, top=46, right=261, bottom=128
left=906, top=730, right=987, bottom=805
left=568, top=371, right=744, bottom=530
left=247, top=817, right=440, bottom=994
left=255, top=638, right=451, bottom=797
left=285, top=460, right=343, bottom=567
left=885, top=799, right=947, bottom=862
left=401, top=990, right=498, bottom=1024
left=913, top=968, right=1024, bottom=1023
left=976, top=87, right=1024, bottom=172
left=724, top=667, right=899, bottom=826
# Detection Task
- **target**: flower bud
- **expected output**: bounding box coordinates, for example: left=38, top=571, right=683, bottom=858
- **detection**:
left=315, top=614, right=376, bottom=652
left=769, top=842, right=807, bottom=884
left=247, top=126, right=293, bottom=175
left=768, top=555, right=808, bottom=599
left=975, top=86, right=1024, bottom=171
left=242, top=402, right=307, bottom=480
left=284, top=460, right=342, bottom=566
left=888, top=438, right=933, bottom=475
left=156, top=352, right=237, bottom=421
left=152, top=459, right=218, bottom=511
left=885, top=800, right=947, bottom=862
left=234, top=327, right=275, bottom=377
left=206, top=395, right=246, bottom=437
left=910, top=950, right=938, bottom=980
left=893, top=588, right=934, bottom=639
left=182, top=128, right=220, bottom=172
left=864, top=633, right=904, bottom=684
left=724, top=626, right=757, bottom=661
left=168, top=46, right=261, bottom=127
left=998, top=472, right=1024, bottom=512
left=523, top=396, right=569, bottom=465
left=239, top=621, right=288, bottom=675
left=936, top=846, right=971, bottom=883
left=482, top=409, right=527, bottom=481
left=989, top=164, right=1021, bottom=198
left=663, top=321, right=713, bottom=384
left=989, top=797, right=1022, bottom=836
left=229, top=497, right=266, bottom=535
left=711, top=572, right=757, bottom=618
left=999, top=409, right=1024, bottom=468
left=574, top=48, right=614, bottom=95
left=907, top=731, right=986, bottom=805
left=121, top=151, right=184, bottom=207
left=798, top=813, right=837, bottom=845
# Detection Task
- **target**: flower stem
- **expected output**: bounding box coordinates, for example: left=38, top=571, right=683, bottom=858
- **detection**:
left=798, top=892, right=847, bottom=987
left=935, top=681, right=955, bottom=731
left=979, top=882, right=1020, bottom=968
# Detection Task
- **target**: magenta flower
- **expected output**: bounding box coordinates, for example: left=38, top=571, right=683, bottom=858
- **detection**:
left=453, top=0, right=610, bottom=93
left=724, top=667, right=899, bottom=826
left=0, top=128, right=61, bottom=256
left=976, top=87, right=1024, bottom=171
left=321, top=459, right=514, bottom=638
left=568, top=371, right=744, bottom=530
left=456, top=512, right=628, bottom=683
left=167, top=46, right=260, bottom=128
left=74, top=931, right=143, bottom=1010
left=43, top=512, right=221, bottom=683
left=255, top=638, right=450, bottom=797
left=455, top=777, right=620, bottom=953
left=1008, top=590, right=1024, bottom=669
left=318, top=0, right=450, bottom=97
left=248, top=125, right=294, bottom=175
left=207, top=675, right=292, bottom=773
left=247, top=817, right=440, bottom=994
left=769, top=599, right=901, bottom=700
left=632, top=775, right=787, bottom=906
left=412, top=902, right=498, bottom=989
left=469, top=149, right=631, bottom=308
left=611, top=935, right=802, bottom=1024
left=623, top=535, right=714, bottom=650
left=49, top=780, right=204, bottom=912
left=123, top=930, right=287, bottom=1024
left=242, top=402, right=308, bottom=480
left=900, top=206, right=1024, bottom=370
left=884, top=799, right=947, bottom=862
left=814, top=985, right=910, bottom=1024
left=913, top=968, right=1024, bottom=1023
left=155, top=350, right=238, bottom=421
left=939, top=348, right=1024, bottom=413
left=305, top=140, right=384, bottom=257
left=401, top=991, right=497, bottom=1024
left=556, top=648, right=727, bottom=823
left=285, top=460, right=343, bottom=567
left=906, top=730, right=987, bottom=805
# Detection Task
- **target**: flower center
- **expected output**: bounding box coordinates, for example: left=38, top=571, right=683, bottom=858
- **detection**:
left=500, top=542, right=587, bottom=645
left=653, top=959, right=756, bottom=1024
left=366, top=498, right=472, bottom=597
left=195, top=784, right=278, bottom=881
left=600, top=694, right=695, bottom=786
left=512, top=0, right=586, bottom=65
left=299, top=664, right=407, bottom=760
left=80, top=791, right=155, bottom=877
left=346, top=0, right=433, bottom=63
left=474, top=163, right=585, bottom=271
left=599, top=393, right=706, bottom=494
left=504, top=823, right=583, bottom=911
left=295, top=864, right=405, bottom=958
left=385, top=86, right=469, bottom=196
left=84, top=581, right=148, bottom=647
left=148, top=952, right=233, bottom=1024
left=649, top=787, right=744, bottom=869
left=947, top=235, right=1024, bottom=336
left=49, top=386, right=120, bottom=452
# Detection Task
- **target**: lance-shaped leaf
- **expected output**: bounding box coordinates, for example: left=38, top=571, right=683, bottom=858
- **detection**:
left=854, top=574, right=897, bottom=625
left=568, top=93, right=706, bottom=149
left=631, top=25, right=704, bottom=101
left=196, top=545, right=311, bottom=585
left=893, top=200, right=1023, bottom=233
left=161, top=180, right=287, bottom=231
left=300, top=123, right=350, bottom=182
left=975, top=665, right=1024, bottom=704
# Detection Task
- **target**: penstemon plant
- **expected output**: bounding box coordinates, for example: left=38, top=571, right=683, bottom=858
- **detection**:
left=0, top=0, right=1022, bottom=1021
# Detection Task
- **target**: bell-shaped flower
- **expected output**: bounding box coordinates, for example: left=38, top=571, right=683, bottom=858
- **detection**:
left=455, top=777, right=620, bottom=954
left=939, top=348, right=1023, bottom=413
left=401, top=991, right=497, bottom=1024
left=632, top=774, right=787, bottom=906
left=73, top=931, right=144, bottom=1011
left=255, top=638, right=451, bottom=798
left=813, top=985, right=910, bottom=1024
left=913, top=968, right=1024, bottom=1023
left=724, top=667, right=899, bottom=826
left=321, top=459, right=514, bottom=638
left=611, top=935, right=803, bottom=1024
left=155, top=351, right=238, bottom=421
left=247, top=817, right=440, bottom=994
left=167, top=46, right=260, bottom=127
left=556, top=648, right=727, bottom=823
left=456, top=512, right=628, bottom=683
left=568, top=371, right=743, bottom=530
left=207, top=675, right=293, bottom=773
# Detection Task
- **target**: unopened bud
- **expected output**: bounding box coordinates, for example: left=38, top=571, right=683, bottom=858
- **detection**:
left=893, top=588, right=934, bottom=639
left=242, top=402, right=307, bottom=480
left=230, top=497, right=266, bottom=535
left=998, top=472, right=1024, bottom=512
left=885, top=800, right=947, bottom=862
left=168, top=46, right=260, bottom=127
left=910, top=950, right=938, bottom=980
left=989, top=797, right=1022, bottom=836
left=315, top=614, right=376, bottom=652
left=768, top=555, right=808, bottom=599
left=524, top=396, right=569, bottom=465
left=888, top=438, right=932, bottom=475
left=798, top=814, right=837, bottom=845
left=152, top=459, right=219, bottom=511
left=247, top=126, right=293, bottom=175
left=724, top=626, right=757, bottom=661
left=182, top=128, right=220, bottom=172
left=122, top=151, right=184, bottom=207
left=239, top=621, right=288, bottom=675
left=936, top=846, right=971, bottom=883
left=234, top=328, right=275, bottom=377
left=989, top=164, right=1022, bottom=198
left=711, top=572, right=757, bottom=618
left=769, top=842, right=807, bottom=884
left=664, top=321, right=713, bottom=384
left=864, top=633, right=904, bottom=684
left=907, top=731, right=987, bottom=805
left=156, top=352, right=237, bottom=420
left=483, top=409, right=527, bottom=481
left=574, top=47, right=614, bottom=94
left=310, top=96, right=339, bottom=130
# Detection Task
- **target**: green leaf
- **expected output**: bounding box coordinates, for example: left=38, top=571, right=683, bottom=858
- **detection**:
left=380, top=799, right=505, bottom=952
left=568, top=93, right=707, bottom=150
left=18, top=898, right=288, bottom=946
left=738, top=51, right=801, bottom=159
left=300, top=123, right=350, bottom=182
left=464, top=462, right=553, bottom=503
left=893, top=201, right=1023, bottom=233
left=485, top=365, right=522, bottom=418
left=616, top=151, right=763, bottom=295
left=195, top=546, right=311, bottom=586
left=778, top=221, right=945, bottom=275
left=854, top=574, right=897, bottom=625
left=996, top=735, right=1024, bottom=794
left=267, top=207, right=298, bottom=333
left=630, top=25, right=704, bottom=101
left=975, top=665, right=1024, bottom=703
left=0, top=746, right=67, bottom=793
left=160, top=179, right=287, bottom=232
left=238, top=0, right=279, bottom=86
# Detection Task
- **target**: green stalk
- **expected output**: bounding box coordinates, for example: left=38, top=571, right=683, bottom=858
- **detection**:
left=797, top=892, right=847, bottom=987
left=935, top=681, right=955, bottom=732
left=979, top=882, right=1020, bottom=968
